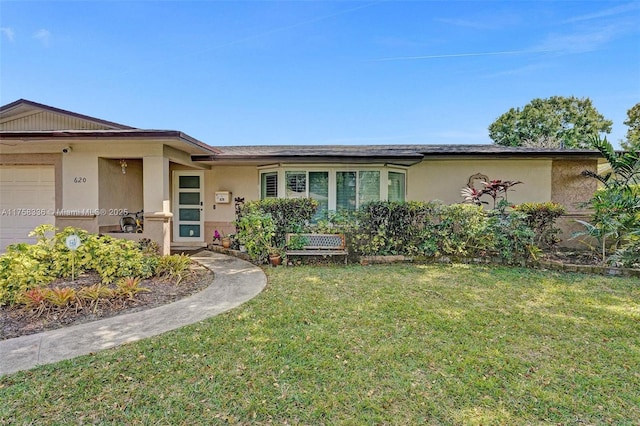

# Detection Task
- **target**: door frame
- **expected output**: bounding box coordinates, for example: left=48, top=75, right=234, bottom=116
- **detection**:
left=172, top=170, right=205, bottom=243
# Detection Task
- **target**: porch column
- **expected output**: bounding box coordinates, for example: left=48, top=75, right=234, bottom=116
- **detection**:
left=143, top=156, right=172, bottom=255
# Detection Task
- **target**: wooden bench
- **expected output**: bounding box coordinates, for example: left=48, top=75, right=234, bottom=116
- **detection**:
left=286, top=233, right=348, bottom=265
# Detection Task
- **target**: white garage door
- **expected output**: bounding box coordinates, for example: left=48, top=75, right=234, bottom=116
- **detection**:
left=0, top=165, right=56, bottom=252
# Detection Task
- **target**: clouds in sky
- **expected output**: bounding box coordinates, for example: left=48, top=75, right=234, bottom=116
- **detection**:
left=0, top=27, right=53, bottom=46
left=376, top=1, right=638, bottom=62
left=1, top=27, right=15, bottom=42
left=33, top=29, right=51, bottom=46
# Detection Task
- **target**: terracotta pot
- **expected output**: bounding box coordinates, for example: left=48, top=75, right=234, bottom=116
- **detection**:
left=269, top=254, right=282, bottom=266
left=221, top=237, right=231, bottom=249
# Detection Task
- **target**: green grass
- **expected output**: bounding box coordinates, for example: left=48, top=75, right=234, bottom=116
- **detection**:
left=1, top=264, right=639, bottom=425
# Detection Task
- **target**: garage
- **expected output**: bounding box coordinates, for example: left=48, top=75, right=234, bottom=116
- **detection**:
left=0, top=165, right=55, bottom=252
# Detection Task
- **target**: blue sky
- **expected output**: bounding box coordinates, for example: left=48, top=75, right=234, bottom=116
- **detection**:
left=1, top=1, right=639, bottom=148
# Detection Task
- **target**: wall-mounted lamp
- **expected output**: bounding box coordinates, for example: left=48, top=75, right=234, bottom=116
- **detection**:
left=120, top=159, right=128, bottom=174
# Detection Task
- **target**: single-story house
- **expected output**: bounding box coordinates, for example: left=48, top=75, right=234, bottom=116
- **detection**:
left=0, top=99, right=601, bottom=254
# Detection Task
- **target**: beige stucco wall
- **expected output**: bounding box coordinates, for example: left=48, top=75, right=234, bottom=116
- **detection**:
left=551, top=159, right=598, bottom=212
left=55, top=141, right=176, bottom=253
left=202, top=166, right=257, bottom=240
left=98, top=158, right=143, bottom=228
left=408, top=159, right=552, bottom=205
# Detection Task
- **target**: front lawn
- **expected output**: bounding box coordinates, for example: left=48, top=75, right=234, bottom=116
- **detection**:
left=1, top=264, right=639, bottom=424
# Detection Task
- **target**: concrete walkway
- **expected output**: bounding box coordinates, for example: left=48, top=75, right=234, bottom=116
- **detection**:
left=0, top=251, right=266, bottom=376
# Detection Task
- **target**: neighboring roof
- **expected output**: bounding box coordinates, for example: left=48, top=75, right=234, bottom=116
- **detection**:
left=193, top=144, right=603, bottom=166
left=0, top=99, right=135, bottom=130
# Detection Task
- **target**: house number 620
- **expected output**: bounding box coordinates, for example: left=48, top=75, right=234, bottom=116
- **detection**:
left=74, top=177, right=87, bottom=183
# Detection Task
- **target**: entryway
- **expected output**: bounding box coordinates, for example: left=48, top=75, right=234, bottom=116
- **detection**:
left=172, top=171, right=204, bottom=244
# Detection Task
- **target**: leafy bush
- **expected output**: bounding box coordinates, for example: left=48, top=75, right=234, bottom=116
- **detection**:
left=485, top=209, right=538, bottom=264
left=432, top=203, right=488, bottom=258
left=235, top=209, right=277, bottom=264
left=238, top=198, right=318, bottom=247
left=515, top=202, right=566, bottom=248
left=156, top=254, right=192, bottom=284
left=324, top=200, right=537, bottom=264
left=115, top=277, right=150, bottom=300
left=610, top=233, right=640, bottom=269
left=0, top=226, right=160, bottom=305
left=350, top=201, right=438, bottom=256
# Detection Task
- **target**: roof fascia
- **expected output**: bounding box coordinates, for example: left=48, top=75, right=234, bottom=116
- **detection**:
left=0, top=130, right=220, bottom=155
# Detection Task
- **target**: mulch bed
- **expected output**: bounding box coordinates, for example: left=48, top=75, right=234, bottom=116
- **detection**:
left=0, top=264, right=214, bottom=341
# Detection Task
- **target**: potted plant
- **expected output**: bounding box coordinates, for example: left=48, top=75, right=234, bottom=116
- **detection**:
left=268, top=246, right=284, bottom=267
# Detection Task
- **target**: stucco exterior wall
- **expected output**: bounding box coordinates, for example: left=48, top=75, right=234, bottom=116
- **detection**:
left=98, top=158, right=143, bottom=229
left=550, top=159, right=599, bottom=248
left=551, top=159, right=598, bottom=212
left=203, top=166, right=258, bottom=240
left=407, top=159, right=552, bottom=205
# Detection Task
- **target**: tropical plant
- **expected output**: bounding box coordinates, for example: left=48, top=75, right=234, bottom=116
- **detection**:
left=155, top=254, right=192, bottom=284
left=575, top=136, right=640, bottom=264
left=115, top=277, right=150, bottom=301
left=461, top=179, right=522, bottom=208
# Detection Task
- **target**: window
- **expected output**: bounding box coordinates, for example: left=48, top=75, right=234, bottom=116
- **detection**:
left=309, top=172, right=329, bottom=219
left=286, top=172, right=306, bottom=198
left=261, top=172, right=278, bottom=199
left=359, top=171, right=380, bottom=206
left=388, top=171, right=406, bottom=202
left=259, top=168, right=406, bottom=214
left=336, top=171, right=357, bottom=212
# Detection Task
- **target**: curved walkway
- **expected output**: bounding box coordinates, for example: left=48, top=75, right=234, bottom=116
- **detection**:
left=0, top=251, right=266, bottom=376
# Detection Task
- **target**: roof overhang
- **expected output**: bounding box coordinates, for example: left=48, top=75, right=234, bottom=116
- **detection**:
left=0, top=130, right=221, bottom=155
left=191, top=144, right=603, bottom=166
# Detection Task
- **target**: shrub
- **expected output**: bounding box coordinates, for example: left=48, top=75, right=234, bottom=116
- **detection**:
left=156, top=254, right=192, bottom=284
left=515, top=202, right=566, bottom=248
left=351, top=201, right=438, bottom=256
left=0, top=244, right=56, bottom=305
left=235, top=210, right=277, bottom=264
left=485, top=209, right=538, bottom=264
left=433, top=203, right=488, bottom=258
left=115, top=277, right=150, bottom=301
left=0, top=226, right=161, bottom=305
left=577, top=136, right=640, bottom=264
left=238, top=198, right=318, bottom=247
left=610, top=233, right=640, bottom=269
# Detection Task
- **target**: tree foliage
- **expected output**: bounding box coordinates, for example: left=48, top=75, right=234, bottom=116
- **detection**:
left=621, top=102, right=640, bottom=151
left=489, top=96, right=612, bottom=149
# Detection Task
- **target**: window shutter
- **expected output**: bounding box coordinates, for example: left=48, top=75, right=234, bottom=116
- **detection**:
left=261, top=172, right=278, bottom=199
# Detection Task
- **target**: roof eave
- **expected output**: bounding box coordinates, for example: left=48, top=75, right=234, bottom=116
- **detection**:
left=0, top=130, right=221, bottom=155
left=192, top=153, right=425, bottom=166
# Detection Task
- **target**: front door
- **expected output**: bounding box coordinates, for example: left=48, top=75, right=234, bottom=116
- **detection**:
left=173, top=171, right=204, bottom=243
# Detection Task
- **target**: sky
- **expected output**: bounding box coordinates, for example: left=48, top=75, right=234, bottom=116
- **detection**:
left=1, top=0, right=639, bottom=148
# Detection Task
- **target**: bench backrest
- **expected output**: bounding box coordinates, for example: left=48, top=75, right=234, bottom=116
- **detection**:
left=287, top=233, right=345, bottom=249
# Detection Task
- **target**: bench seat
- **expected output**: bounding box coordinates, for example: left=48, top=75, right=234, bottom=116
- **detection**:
left=286, top=233, right=348, bottom=264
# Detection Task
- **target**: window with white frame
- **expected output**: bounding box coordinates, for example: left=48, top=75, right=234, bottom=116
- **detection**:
left=261, top=172, right=278, bottom=199
left=388, top=171, right=406, bottom=202
left=260, top=168, right=405, bottom=215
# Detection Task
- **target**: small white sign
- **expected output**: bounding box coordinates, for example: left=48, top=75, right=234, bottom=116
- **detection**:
left=65, top=234, right=81, bottom=251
